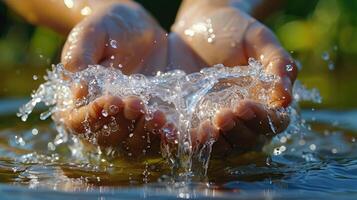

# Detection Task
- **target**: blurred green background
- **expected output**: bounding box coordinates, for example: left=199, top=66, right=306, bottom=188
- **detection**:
left=0, top=0, right=356, bottom=109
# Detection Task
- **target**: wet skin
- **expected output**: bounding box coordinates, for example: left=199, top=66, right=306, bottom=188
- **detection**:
left=59, top=0, right=297, bottom=157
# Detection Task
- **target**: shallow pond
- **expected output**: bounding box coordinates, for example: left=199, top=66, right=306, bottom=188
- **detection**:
left=0, top=99, right=357, bottom=199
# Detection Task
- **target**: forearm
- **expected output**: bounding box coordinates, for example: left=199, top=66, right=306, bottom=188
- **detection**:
left=4, top=0, right=132, bottom=34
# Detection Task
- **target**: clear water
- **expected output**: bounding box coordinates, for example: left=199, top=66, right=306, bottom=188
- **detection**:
left=1, top=60, right=357, bottom=199
left=17, top=58, right=282, bottom=177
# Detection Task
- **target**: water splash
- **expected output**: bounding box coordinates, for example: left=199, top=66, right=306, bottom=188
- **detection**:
left=17, top=58, right=320, bottom=180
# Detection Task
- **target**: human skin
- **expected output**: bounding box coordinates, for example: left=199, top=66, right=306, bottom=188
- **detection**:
left=5, top=0, right=297, bottom=157
left=172, top=0, right=297, bottom=155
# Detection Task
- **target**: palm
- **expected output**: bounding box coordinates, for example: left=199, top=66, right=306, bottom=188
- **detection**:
left=171, top=4, right=297, bottom=155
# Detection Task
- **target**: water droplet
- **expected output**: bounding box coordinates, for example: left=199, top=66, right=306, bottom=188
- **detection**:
left=80, top=6, right=92, bottom=16
left=266, top=157, right=272, bottom=166
left=109, top=105, right=119, bottom=114
left=109, top=39, right=118, bottom=49
left=328, top=62, right=335, bottom=70
left=280, top=136, right=287, bottom=143
left=321, top=51, right=330, bottom=61
left=273, top=146, right=286, bottom=155
left=31, top=128, right=39, bottom=135
left=101, top=110, right=108, bottom=117
left=40, top=110, right=52, bottom=120
left=64, top=0, right=74, bottom=8
left=15, top=136, right=26, bottom=146
left=21, top=115, right=28, bottom=122
left=309, top=144, right=316, bottom=151
left=286, top=64, right=293, bottom=72
left=48, top=142, right=56, bottom=151
left=331, top=148, right=338, bottom=154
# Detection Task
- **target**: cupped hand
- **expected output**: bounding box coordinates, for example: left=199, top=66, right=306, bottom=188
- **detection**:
left=59, top=0, right=298, bottom=158
left=60, top=1, right=169, bottom=157
left=171, top=2, right=298, bottom=155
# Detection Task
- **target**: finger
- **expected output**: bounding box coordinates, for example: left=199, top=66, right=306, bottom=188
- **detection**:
left=211, top=134, right=233, bottom=157
left=213, top=108, right=261, bottom=150
left=190, top=122, right=232, bottom=157
left=160, top=122, right=178, bottom=145
left=62, top=95, right=124, bottom=134
left=244, top=22, right=298, bottom=107
left=61, top=21, right=106, bottom=72
left=95, top=113, right=131, bottom=147
left=197, top=120, right=219, bottom=144
left=234, top=100, right=290, bottom=137
left=146, top=110, right=167, bottom=131
left=70, top=80, right=89, bottom=108
left=213, top=108, right=236, bottom=132
left=123, top=96, right=146, bottom=120
left=220, top=119, right=260, bottom=150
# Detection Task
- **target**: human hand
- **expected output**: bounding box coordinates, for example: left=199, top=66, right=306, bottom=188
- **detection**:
left=171, top=2, right=298, bottom=155
left=60, top=1, right=169, bottom=157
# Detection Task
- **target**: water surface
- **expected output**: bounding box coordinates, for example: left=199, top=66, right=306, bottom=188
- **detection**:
left=1, top=99, right=357, bottom=199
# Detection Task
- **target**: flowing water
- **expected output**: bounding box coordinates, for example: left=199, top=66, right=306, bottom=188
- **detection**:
left=0, top=60, right=357, bottom=199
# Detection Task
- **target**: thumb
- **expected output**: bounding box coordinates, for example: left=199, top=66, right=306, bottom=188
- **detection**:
left=61, top=22, right=106, bottom=72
